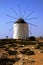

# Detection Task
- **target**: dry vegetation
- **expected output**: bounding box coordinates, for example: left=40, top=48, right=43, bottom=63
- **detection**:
left=0, top=38, right=43, bottom=65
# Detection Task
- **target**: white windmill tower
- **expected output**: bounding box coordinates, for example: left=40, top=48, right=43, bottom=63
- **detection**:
left=6, top=7, right=37, bottom=39
left=13, top=18, right=29, bottom=39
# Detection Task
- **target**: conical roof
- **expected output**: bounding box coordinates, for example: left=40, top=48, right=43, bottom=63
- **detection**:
left=15, top=18, right=27, bottom=23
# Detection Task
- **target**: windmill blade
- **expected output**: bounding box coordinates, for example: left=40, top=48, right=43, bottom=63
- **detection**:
left=9, top=28, right=13, bottom=31
left=6, top=14, right=18, bottom=19
left=29, top=31, right=32, bottom=35
left=23, top=7, right=27, bottom=18
left=25, top=17, right=38, bottom=20
left=9, top=26, right=16, bottom=31
left=11, top=8, right=19, bottom=18
left=6, top=21, right=14, bottom=24
left=28, top=23, right=38, bottom=27
left=24, top=11, right=33, bottom=19
left=18, top=5, right=22, bottom=18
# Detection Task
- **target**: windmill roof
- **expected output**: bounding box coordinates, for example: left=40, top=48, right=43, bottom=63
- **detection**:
left=15, top=18, right=27, bottom=23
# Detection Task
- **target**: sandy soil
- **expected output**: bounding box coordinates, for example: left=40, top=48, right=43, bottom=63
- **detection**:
left=0, top=42, right=43, bottom=65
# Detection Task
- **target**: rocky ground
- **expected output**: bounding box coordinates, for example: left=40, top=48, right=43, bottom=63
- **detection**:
left=0, top=40, right=43, bottom=65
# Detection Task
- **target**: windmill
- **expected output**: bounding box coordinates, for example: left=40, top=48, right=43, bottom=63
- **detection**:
left=6, top=6, right=37, bottom=39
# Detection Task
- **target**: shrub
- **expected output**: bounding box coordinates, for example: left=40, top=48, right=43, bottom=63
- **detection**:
left=29, top=36, right=36, bottom=41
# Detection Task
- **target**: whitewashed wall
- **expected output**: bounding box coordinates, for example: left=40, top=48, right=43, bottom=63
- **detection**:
left=13, top=23, right=29, bottom=39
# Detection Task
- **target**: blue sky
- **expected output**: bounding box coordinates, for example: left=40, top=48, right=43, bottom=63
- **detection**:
left=0, top=0, right=43, bottom=38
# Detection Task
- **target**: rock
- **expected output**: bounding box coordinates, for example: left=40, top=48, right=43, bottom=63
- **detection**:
left=1, top=53, right=9, bottom=58
left=23, top=48, right=30, bottom=51
left=40, top=50, right=43, bottom=53
left=8, top=47, right=14, bottom=51
left=35, top=45, right=40, bottom=49
left=28, top=57, right=35, bottom=63
left=20, top=48, right=35, bottom=55
left=8, top=50, right=18, bottom=55
left=6, top=62, right=13, bottom=65
left=18, top=45, right=24, bottom=47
